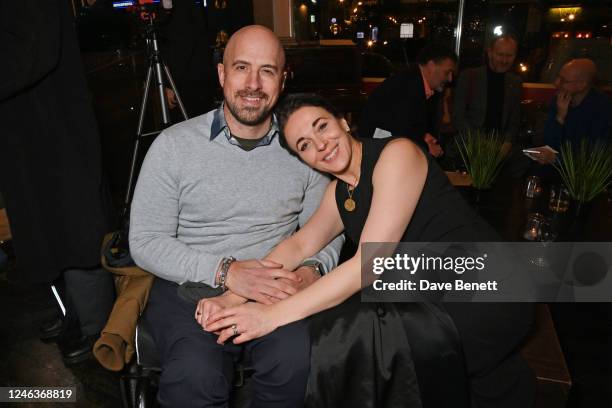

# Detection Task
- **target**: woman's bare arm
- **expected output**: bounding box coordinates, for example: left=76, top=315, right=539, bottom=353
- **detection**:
left=265, top=180, right=344, bottom=271
left=206, top=139, right=429, bottom=342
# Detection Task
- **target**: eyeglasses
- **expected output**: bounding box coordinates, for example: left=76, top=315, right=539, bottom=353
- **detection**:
left=556, top=76, right=582, bottom=85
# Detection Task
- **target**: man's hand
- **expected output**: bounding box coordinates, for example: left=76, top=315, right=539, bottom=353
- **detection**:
left=291, top=265, right=321, bottom=291
left=195, top=292, right=245, bottom=329
left=424, top=133, right=444, bottom=157
left=165, top=88, right=177, bottom=110
left=555, top=91, right=571, bottom=125
left=532, top=147, right=557, bottom=165
left=224, top=259, right=302, bottom=305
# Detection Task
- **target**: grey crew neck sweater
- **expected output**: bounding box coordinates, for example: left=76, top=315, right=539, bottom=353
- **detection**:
left=129, top=110, right=343, bottom=285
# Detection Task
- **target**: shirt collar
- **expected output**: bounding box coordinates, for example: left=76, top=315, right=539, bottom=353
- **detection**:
left=418, top=66, right=435, bottom=100
left=210, top=103, right=279, bottom=148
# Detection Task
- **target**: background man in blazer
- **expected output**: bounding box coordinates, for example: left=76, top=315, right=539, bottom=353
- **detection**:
left=452, top=34, right=522, bottom=143
left=358, top=43, right=457, bottom=157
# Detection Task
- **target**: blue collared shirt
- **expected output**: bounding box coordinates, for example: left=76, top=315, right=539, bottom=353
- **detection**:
left=210, top=104, right=279, bottom=149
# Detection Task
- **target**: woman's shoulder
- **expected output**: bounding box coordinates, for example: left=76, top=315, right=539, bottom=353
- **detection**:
left=372, top=137, right=427, bottom=180
left=379, top=137, right=424, bottom=161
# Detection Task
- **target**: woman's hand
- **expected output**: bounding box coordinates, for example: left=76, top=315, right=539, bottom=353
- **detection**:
left=194, top=292, right=245, bottom=329
left=204, top=303, right=280, bottom=345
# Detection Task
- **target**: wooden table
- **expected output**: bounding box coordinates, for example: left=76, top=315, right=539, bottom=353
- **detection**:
left=457, top=175, right=612, bottom=408
left=458, top=176, right=612, bottom=243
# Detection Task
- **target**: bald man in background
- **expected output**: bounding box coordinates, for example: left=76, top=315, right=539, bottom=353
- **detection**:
left=535, top=58, right=612, bottom=164
left=130, top=25, right=342, bottom=407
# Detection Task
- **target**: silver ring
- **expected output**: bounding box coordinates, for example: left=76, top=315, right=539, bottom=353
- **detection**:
left=231, top=324, right=238, bottom=336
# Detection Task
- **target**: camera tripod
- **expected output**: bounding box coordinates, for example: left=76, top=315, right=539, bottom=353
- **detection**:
left=123, top=13, right=188, bottom=216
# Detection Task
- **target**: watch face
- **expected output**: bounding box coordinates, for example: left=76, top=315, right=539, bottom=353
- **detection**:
left=301, top=261, right=322, bottom=275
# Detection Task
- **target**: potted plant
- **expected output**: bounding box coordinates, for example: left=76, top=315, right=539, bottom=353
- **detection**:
left=455, top=129, right=508, bottom=204
left=554, top=139, right=612, bottom=217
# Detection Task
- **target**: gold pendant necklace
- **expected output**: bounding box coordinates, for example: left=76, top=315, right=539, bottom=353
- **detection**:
left=344, top=142, right=361, bottom=212
left=344, top=180, right=357, bottom=212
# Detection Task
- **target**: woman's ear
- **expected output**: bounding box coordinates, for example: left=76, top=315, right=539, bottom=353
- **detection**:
left=340, top=118, right=351, bottom=133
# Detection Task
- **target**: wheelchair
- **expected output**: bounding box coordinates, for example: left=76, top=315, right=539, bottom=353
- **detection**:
left=119, top=317, right=254, bottom=408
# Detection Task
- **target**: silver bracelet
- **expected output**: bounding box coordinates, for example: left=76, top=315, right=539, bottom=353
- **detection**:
left=218, top=256, right=235, bottom=292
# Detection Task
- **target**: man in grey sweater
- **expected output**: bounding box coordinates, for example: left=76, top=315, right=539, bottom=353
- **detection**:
left=129, top=25, right=343, bottom=407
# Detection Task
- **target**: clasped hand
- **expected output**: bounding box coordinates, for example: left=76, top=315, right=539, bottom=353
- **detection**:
left=194, top=258, right=306, bottom=343
left=204, top=302, right=279, bottom=345
left=225, top=259, right=302, bottom=304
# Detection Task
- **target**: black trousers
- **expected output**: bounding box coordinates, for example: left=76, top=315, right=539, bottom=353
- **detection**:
left=143, top=278, right=310, bottom=408
left=60, top=266, right=115, bottom=336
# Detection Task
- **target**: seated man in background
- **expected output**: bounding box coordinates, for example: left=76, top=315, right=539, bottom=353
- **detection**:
left=534, top=58, right=612, bottom=164
left=129, top=25, right=343, bottom=407
left=358, top=43, right=457, bottom=157
left=452, top=34, right=528, bottom=177
left=453, top=34, right=522, bottom=144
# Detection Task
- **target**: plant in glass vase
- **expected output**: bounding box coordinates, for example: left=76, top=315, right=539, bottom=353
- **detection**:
left=455, top=128, right=508, bottom=204
left=553, top=139, right=612, bottom=217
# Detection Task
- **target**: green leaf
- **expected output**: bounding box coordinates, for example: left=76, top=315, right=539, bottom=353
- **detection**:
left=553, top=139, right=612, bottom=203
left=454, top=128, right=507, bottom=189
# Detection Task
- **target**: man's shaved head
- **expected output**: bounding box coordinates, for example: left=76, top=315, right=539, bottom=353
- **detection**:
left=555, top=58, right=598, bottom=105
left=217, top=25, right=286, bottom=132
left=563, top=58, right=597, bottom=86
left=223, top=25, right=285, bottom=70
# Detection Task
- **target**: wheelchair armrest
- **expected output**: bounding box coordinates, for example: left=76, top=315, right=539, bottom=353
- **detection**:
left=135, top=317, right=161, bottom=370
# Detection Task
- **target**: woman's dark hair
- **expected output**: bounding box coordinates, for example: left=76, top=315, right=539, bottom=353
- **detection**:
left=275, top=93, right=344, bottom=153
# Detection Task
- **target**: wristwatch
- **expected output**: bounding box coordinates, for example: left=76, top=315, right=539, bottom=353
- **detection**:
left=299, top=260, right=324, bottom=277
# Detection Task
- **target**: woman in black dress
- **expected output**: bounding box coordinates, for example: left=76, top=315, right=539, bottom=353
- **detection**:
left=203, top=94, right=534, bottom=407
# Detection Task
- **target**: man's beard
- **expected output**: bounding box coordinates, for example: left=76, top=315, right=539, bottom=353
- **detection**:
left=225, top=91, right=272, bottom=126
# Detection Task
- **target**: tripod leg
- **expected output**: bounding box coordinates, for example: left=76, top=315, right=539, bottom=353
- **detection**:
left=153, top=60, right=170, bottom=126
left=163, top=64, right=189, bottom=121
left=123, top=65, right=154, bottom=214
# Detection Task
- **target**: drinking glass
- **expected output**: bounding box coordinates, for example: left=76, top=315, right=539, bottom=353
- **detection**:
left=523, top=213, right=544, bottom=241
left=530, top=219, right=557, bottom=268
left=525, top=176, right=542, bottom=199
left=548, top=185, right=570, bottom=213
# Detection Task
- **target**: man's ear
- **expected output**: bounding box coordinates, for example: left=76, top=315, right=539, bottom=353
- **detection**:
left=217, top=63, right=225, bottom=87
left=281, top=71, right=287, bottom=92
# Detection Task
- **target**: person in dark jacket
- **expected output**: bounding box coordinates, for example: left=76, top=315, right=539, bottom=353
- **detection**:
left=453, top=34, right=523, bottom=143
left=161, top=0, right=216, bottom=118
left=0, top=0, right=115, bottom=364
left=358, top=43, right=457, bottom=157
left=534, top=58, right=612, bottom=164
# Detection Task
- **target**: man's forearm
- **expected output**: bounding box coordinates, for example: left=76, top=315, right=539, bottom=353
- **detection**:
left=304, top=234, right=344, bottom=274
left=129, top=231, right=222, bottom=284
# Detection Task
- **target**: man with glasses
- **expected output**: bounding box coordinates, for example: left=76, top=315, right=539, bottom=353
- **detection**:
left=533, top=58, right=611, bottom=164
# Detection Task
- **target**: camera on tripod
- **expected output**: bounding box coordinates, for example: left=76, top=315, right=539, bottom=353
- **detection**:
left=118, top=0, right=187, bottom=219
left=112, top=0, right=173, bottom=22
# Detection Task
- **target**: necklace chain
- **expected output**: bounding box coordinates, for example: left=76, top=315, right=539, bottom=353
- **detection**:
left=343, top=142, right=361, bottom=212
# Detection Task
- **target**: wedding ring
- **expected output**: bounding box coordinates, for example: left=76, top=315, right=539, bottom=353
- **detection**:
left=231, top=324, right=238, bottom=336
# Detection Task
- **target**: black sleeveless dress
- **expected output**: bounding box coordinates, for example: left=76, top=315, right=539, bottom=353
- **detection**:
left=304, top=137, right=490, bottom=408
